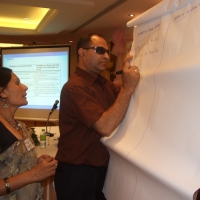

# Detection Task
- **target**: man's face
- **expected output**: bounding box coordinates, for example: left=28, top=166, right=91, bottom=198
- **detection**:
left=81, top=35, right=110, bottom=76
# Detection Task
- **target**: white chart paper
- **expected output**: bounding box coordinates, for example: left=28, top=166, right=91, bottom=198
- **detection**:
left=102, top=0, right=200, bottom=199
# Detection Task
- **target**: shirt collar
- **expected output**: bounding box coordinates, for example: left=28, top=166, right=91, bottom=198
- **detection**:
left=76, top=67, right=107, bottom=85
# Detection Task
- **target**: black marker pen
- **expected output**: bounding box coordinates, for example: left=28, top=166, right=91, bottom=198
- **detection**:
left=116, top=70, right=123, bottom=75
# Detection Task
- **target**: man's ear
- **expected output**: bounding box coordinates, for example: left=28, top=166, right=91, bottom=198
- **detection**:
left=78, top=48, right=85, bottom=58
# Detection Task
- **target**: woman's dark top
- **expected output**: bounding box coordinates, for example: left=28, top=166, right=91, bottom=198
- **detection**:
left=0, top=121, right=18, bottom=153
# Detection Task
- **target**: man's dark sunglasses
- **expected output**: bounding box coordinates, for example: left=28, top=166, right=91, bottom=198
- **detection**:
left=83, top=46, right=109, bottom=55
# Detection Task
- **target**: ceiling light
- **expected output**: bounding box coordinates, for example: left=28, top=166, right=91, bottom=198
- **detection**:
left=129, top=14, right=135, bottom=17
left=69, top=40, right=73, bottom=43
left=0, top=43, right=24, bottom=47
left=0, top=4, right=50, bottom=30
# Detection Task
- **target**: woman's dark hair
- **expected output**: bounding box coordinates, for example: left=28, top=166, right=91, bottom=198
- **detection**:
left=76, top=33, right=105, bottom=61
left=0, top=66, right=12, bottom=95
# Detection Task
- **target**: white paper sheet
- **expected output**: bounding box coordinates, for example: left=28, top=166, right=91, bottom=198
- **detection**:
left=102, top=0, right=200, bottom=199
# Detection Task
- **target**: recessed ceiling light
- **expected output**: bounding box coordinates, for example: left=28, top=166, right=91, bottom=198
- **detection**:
left=129, top=14, right=135, bottom=17
left=23, top=18, right=29, bottom=20
left=69, top=40, right=73, bottom=43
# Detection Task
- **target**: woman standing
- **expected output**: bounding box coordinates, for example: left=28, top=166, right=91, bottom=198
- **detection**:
left=0, top=67, right=58, bottom=199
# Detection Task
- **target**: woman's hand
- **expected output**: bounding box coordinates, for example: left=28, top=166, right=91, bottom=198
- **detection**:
left=37, top=154, right=53, bottom=163
left=0, top=156, right=58, bottom=195
left=30, top=156, right=58, bottom=182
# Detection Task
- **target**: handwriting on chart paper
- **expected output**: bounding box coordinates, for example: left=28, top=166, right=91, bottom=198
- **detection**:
left=134, top=22, right=160, bottom=58
left=174, top=1, right=200, bottom=23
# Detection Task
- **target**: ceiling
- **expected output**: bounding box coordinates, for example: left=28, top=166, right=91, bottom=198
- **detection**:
left=0, top=0, right=163, bottom=54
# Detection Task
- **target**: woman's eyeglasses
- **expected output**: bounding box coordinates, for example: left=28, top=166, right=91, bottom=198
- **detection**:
left=83, top=46, right=109, bottom=55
